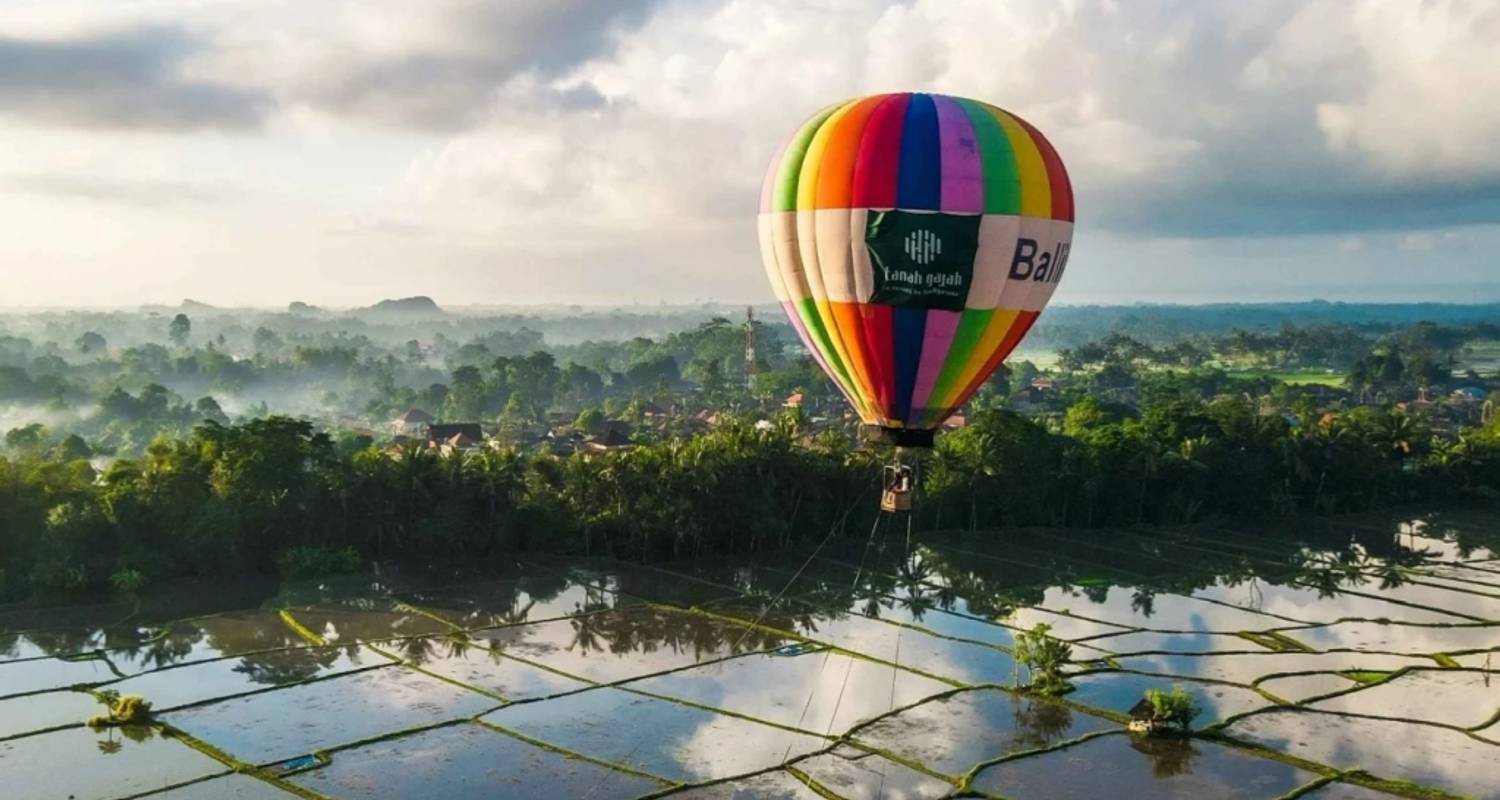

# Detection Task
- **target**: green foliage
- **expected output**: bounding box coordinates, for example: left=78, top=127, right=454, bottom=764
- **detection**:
left=1342, top=670, right=1390, bottom=685
left=5, top=423, right=47, bottom=452
left=88, top=691, right=153, bottom=727
left=1144, top=686, right=1200, bottom=732
left=276, top=546, right=363, bottom=578
left=1013, top=623, right=1073, bottom=695
left=108, top=568, right=146, bottom=594
left=167, top=313, right=191, bottom=346
left=574, top=408, right=605, bottom=434
left=53, top=434, right=93, bottom=461
left=2, top=306, right=1500, bottom=600
left=76, top=331, right=107, bottom=355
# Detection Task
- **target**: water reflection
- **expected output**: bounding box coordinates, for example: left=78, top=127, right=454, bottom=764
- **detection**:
left=288, top=721, right=665, bottom=800
left=0, top=724, right=224, bottom=799
left=476, top=607, right=787, bottom=684
left=1129, top=736, right=1198, bottom=779
left=1226, top=709, right=1500, bottom=799
left=853, top=688, right=1114, bottom=776
left=4, top=510, right=1500, bottom=799
left=971, top=733, right=1317, bottom=799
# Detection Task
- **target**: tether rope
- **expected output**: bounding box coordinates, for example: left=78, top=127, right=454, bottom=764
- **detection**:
left=779, top=508, right=888, bottom=764
left=582, top=477, right=878, bottom=799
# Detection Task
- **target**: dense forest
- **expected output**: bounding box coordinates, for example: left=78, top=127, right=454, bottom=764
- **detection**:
left=3, top=400, right=1498, bottom=601
left=3, top=299, right=1499, bottom=600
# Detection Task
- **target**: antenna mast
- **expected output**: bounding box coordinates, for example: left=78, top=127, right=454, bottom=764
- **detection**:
left=743, top=305, right=757, bottom=388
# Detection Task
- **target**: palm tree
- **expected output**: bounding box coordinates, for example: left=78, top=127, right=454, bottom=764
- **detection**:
left=1376, top=412, right=1420, bottom=463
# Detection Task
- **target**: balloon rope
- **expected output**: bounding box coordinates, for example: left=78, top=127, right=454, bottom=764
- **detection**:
left=876, top=512, right=915, bottom=800
left=584, top=477, right=879, bottom=799
left=780, top=507, right=888, bottom=764
left=728, top=476, right=877, bottom=654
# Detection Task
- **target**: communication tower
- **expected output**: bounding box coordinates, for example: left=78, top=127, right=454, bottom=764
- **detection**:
left=744, top=306, right=757, bottom=388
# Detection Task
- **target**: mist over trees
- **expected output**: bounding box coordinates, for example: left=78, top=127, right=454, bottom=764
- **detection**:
left=2, top=297, right=1499, bottom=600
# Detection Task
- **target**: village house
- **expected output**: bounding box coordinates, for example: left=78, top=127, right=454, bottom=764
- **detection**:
left=638, top=400, right=669, bottom=421
left=423, top=423, right=483, bottom=455
left=583, top=422, right=634, bottom=454
left=390, top=408, right=433, bottom=438
left=1128, top=698, right=1165, bottom=734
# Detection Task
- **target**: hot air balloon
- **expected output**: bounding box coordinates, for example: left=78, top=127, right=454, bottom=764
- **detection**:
left=757, top=92, right=1073, bottom=510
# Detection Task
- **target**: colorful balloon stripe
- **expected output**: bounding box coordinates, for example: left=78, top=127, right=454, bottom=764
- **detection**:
left=758, top=92, right=1072, bottom=432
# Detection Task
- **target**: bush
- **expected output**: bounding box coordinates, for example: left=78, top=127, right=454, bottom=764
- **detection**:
left=108, top=568, right=147, bottom=594
left=1145, top=686, right=1201, bottom=732
left=88, top=690, right=153, bottom=727
left=1013, top=622, right=1073, bottom=695
left=276, top=545, right=363, bottom=579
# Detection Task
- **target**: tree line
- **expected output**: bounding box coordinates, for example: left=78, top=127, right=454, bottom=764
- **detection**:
left=3, top=393, right=1498, bottom=601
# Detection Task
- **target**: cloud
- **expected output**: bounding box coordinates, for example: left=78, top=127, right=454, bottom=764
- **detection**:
left=0, top=25, right=268, bottom=130
left=219, top=0, right=664, bottom=130
left=366, top=0, right=1500, bottom=245
left=2, top=0, right=1500, bottom=307
left=3, top=172, right=228, bottom=208
left=1310, top=0, right=1500, bottom=177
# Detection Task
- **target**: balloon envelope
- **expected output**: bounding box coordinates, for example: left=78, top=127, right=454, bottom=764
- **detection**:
left=757, top=92, right=1073, bottom=439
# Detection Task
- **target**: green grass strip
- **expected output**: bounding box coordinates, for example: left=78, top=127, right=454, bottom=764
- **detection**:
left=1340, top=670, right=1392, bottom=685
left=472, top=717, right=675, bottom=788
left=392, top=600, right=467, bottom=631
left=278, top=608, right=327, bottom=646
left=954, top=729, right=1123, bottom=794
left=365, top=643, right=510, bottom=704
left=786, top=764, right=864, bottom=800
left=1240, top=630, right=1316, bottom=653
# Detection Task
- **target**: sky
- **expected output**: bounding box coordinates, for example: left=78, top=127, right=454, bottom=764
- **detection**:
left=2, top=0, right=1499, bottom=309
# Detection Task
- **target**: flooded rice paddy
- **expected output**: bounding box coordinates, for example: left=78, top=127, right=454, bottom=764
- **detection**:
left=3, top=510, right=1500, bottom=799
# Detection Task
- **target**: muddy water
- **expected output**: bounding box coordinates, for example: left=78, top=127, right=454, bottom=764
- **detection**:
left=2, top=510, right=1499, bottom=799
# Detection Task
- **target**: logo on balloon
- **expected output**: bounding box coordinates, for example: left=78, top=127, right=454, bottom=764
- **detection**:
left=903, top=229, right=942, bottom=265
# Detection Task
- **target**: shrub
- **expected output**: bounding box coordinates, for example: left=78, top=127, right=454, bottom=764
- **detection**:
left=1013, top=622, right=1073, bottom=695
left=1145, top=686, right=1201, bottom=732
left=88, top=690, right=153, bottom=727
left=276, top=545, right=363, bottom=578
left=109, top=568, right=146, bottom=594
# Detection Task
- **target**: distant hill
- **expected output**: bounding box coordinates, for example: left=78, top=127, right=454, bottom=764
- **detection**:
left=1024, top=301, right=1500, bottom=350
left=359, top=296, right=446, bottom=319
left=180, top=299, right=218, bottom=312
left=287, top=301, right=327, bottom=316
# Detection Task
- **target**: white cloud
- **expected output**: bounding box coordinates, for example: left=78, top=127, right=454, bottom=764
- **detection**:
left=1, top=0, right=1499, bottom=306
left=1399, top=230, right=1464, bottom=251
left=1292, top=0, right=1500, bottom=177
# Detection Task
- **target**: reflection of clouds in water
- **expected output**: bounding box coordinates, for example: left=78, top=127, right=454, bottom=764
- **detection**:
left=1068, top=672, right=1266, bottom=725
left=854, top=688, right=1109, bottom=778
left=1085, top=630, right=1256, bottom=655
left=637, top=651, right=949, bottom=736
left=798, top=614, right=1014, bottom=686
left=1256, top=673, right=1357, bottom=703
left=671, top=709, right=827, bottom=782
left=1454, top=651, right=1500, bottom=669
left=1405, top=535, right=1496, bottom=562
left=1343, top=581, right=1500, bottom=622
left=622, top=694, right=826, bottom=783
left=1287, top=620, right=1500, bottom=654
left=1230, top=711, right=1500, bottom=799
left=1006, top=607, right=1128, bottom=640
left=1310, top=669, right=1500, bottom=728
left=1038, top=586, right=1292, bottom=631
left=1192, top=579, right=1461, bottom=625
left=482, top=686, right=823, bottom=784
left=794, top=747, right=955, bottom=799
left=1115, top=651, right=1433, bottom=684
